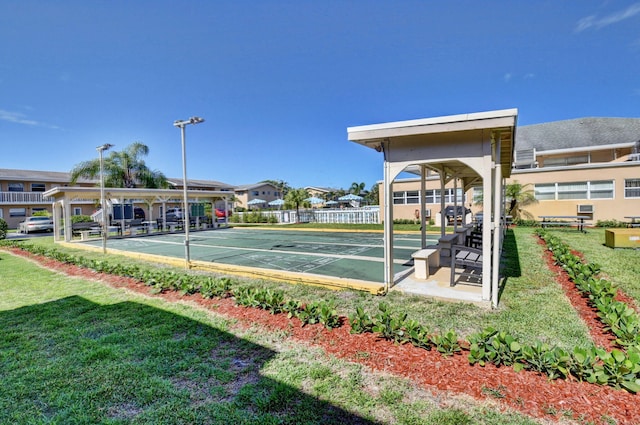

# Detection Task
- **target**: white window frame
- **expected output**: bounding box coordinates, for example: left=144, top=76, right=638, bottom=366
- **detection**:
left=535, top=180, right=614, bottom=200
left=9, top=208, right=27, bottom=217
left=625, top=178, right=640, bottom=199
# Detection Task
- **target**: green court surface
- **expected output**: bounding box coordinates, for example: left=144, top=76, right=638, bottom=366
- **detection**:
left=79, top=228, right=439, bottom=287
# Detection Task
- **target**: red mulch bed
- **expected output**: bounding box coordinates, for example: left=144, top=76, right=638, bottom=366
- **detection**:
left=5, top=246, right=640, bottom=425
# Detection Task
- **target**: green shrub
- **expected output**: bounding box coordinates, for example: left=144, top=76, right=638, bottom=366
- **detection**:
left=71, top=215, right=94, bottom=223
left=596, top=219, right=628, bottom=228
left=0, top=218, right=7, bottom=239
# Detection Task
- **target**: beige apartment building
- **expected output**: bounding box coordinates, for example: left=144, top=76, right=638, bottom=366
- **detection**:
left=383, top=117, right=640, bottom=224
left=0, top=168, right=234, bottom=229
left=233, top=182, right=281, bottom=209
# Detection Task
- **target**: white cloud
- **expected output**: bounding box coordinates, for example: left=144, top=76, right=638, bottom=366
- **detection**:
left=524, top=73, right=535, bottom=79
left=503, top=73, right=512, bottom=82
left=576, top=3, right=640, bottom=32
left=0, top=109, right=60, bottom=129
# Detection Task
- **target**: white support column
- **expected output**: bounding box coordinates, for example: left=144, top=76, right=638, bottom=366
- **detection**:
left=63, top=199, right=73, bottom=242
left=492, top=136, right=502, bottom=308
left=53, top=200, right=62, bottom=242
left=420, top=165, right=427, bottom=248
left=481, top=155, right=493, bottom=302
left=453, top=177, right=459, bottom=232
left=439, top=173, right=446, bottom=238
left=383, top=158, right=394, bottom=293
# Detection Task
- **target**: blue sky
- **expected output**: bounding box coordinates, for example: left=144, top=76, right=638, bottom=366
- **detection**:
left=1, top=1, right=639, bottom=190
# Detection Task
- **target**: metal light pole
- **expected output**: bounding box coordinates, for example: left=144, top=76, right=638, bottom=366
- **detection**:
left=173, top=117, right=204, bottom=268
left=96, top=143, right=114, bottom=254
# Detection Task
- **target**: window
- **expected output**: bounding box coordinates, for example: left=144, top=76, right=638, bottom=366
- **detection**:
left=405, top=191, right=419, bottom=204
left=393, top=191, right=406, bottom=205
left=0, top=209, right=3, bottom=219
left=8, top=183, right=24, bottom=192
left=393, top=191, right=419, bottom=205
left=73, top=207, right=82, bottom=215
left=557, top=182, right=587, bottom=200
left=251, top=190, right=260, bottom=196
left=535, top=184, right=557, bottom=200
left=424, top=188, right=464, bottom=204
left=625, top=179, right=640, bottom=198
left=472, top=187, right=483, bottom=204
left=535, top=180, right=614, bottom=200
left=31, top=183, right=46, bottom=192
left=10, top=208, right=26, bottom=217
left=589, top=181, right=614, bottom=199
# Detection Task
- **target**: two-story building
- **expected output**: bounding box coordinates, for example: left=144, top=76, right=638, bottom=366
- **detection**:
left=0, top=168, right=235, bottom=229
left=383, top=117, right=640, bottom=224
left=233, top=182, right=281, bottom=209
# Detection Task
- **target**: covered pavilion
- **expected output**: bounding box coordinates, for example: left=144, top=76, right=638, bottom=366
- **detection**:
left=43, top=186, right=232, bottom=243
left=348, top=109, right=518, bottom=307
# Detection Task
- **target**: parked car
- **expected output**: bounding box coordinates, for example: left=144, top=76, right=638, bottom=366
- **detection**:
left=134, top=207, right=145, bottom=220
left=165, top=208, right=183, bottom=219
left=215, top=208, right=231, bottom=218
left=18, top=216, right=54, bottom=233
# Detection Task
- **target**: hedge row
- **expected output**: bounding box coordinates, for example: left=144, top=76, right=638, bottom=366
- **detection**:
left=2, top=237, right=640, bottom=393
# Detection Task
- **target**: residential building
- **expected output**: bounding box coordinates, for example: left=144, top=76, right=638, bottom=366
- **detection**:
left=0, top=168, right=235, bottom=229
left=234, top=182, right=281, bottom=209
left=381, top=117, right=640, bottom=224
left=0, top=169, right=95, bottom=229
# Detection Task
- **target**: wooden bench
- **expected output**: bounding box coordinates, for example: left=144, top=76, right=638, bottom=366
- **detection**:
left=539, top=215, right=590, bottom=233
left=411, top=247, right=440, bottom=280
left=71, top=222, right=101, bottom=238
left=450, top=245, right=483, bottom=287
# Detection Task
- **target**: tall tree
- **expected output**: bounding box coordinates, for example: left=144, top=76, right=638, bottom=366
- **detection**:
left=350, top=182, right=366, bottom=196
left=70, top=142, right=168, bottom=188
left=284, top=188, right=310, bottom=222
left=365, top=183, right=380, bottom=205
left=504, top=181, right=537, bottom=220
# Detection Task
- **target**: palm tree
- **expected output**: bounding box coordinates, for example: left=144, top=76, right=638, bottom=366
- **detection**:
left=284, top=188, right=310, bottom=222
left=350, top=182, right=366, bottom=196
left=505, top=181, right=537, bottom=220
left=365, top=183, right=379, bottom=205
left=70, top=142, right=168, bottom=188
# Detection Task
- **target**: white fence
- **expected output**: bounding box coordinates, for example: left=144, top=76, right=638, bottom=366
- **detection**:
left=236, top=207, right=380, bottom=224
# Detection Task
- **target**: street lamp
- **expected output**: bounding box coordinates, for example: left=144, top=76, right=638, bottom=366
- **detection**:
left=96, top=143, right=114, bottom=254
left=173, top=116, right=205, bottom=267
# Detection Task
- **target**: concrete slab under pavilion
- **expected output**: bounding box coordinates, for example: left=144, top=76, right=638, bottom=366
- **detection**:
left=348, top=109, right=518, bottom=307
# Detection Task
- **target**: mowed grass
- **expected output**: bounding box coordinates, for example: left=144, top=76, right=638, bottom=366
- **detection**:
left=0, top=251, right=541, bottom=425
left=2, top=225, right=636, bottom=423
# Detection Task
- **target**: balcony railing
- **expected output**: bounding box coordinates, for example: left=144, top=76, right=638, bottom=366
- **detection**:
left=0, top=191, right=96, bottom=205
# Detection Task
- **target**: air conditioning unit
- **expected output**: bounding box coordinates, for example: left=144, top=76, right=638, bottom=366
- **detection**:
left=577, top=204, right=594, bottom=214
left=425, top=208, right=431, bottom=217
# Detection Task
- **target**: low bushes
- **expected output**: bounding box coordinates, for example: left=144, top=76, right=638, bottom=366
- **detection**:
left=3, top=236, right=640, bottom=393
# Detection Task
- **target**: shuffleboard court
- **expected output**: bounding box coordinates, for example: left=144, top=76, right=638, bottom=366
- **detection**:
left=76, top=228, right=439, bottom=292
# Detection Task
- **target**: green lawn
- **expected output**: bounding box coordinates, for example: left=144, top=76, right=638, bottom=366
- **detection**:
left=0, top=250, right=538, bottom=424
left=2, top=226, right=637, bottom=424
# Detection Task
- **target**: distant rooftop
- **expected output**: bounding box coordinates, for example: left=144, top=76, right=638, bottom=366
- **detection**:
left=516, top=117, right=640, bottom=152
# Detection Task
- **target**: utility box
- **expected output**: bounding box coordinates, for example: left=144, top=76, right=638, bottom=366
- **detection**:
left=605, top=228, right=640, bottom=248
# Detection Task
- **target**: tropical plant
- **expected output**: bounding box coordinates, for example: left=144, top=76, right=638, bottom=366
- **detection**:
left=350, top=182, right=366, bottom=196
left=365, top=183, right=379, bottom=205
left=70, top=142, right=169, bottom=189
left=284, top=188, right=310, bottom=221
left=504, top=181, right=537, bottom=220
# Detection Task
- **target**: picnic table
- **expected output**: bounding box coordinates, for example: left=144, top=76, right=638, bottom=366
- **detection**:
left=624, top=216, right=640, bottom=228
left=539, top=215, right=591, bottom=232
